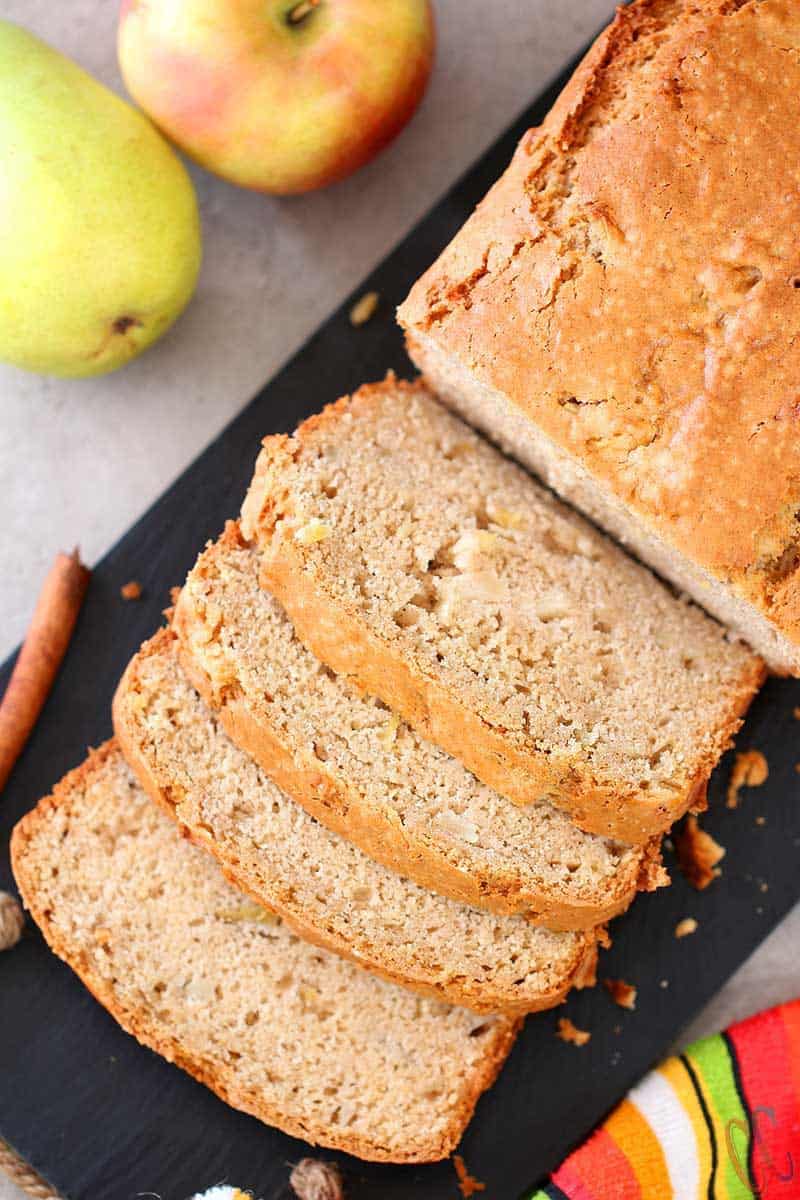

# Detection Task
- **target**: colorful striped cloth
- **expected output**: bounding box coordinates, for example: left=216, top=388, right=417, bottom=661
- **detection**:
left=529, top=1000, right=800, bottom=1199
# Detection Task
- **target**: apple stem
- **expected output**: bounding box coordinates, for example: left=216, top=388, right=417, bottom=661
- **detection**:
left=287, top=0, right=319, bottom=25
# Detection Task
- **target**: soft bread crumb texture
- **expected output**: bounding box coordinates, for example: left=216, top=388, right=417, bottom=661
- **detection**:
left=556, top=1017, right=590, bottom=1046
left=673, top=814, right=724, bottom=890
left=453, top=1155, right=486, bottom=1198
left=399, top=0, right=800, bottom=673
left=173, top=526, right=660, bottom=928
left=241, top=380, right=763, bottom=840
left=10, top=746, right=518, bottom=1163
left=603, top=978, right=637, bottom=1010
left=726, top=749, right=768, bottom=808
left=114, top=631, right=597, bottom=1015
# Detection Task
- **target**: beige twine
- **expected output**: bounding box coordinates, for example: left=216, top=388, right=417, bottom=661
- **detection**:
left=0, top=1140, right=61, bottom=1200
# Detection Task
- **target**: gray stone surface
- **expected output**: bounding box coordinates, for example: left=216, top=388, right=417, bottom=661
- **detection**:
left=2, top=3, right=797, bottom=1196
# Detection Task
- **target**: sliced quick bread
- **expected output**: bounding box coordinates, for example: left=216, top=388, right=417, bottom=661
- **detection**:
left=173, top=524, right=663, bottom=929
left=240, top=377, right=765, bottom=843
left=113, top=629, right=598, bottom=1015
left=11, top=743, right=519, bottom=1163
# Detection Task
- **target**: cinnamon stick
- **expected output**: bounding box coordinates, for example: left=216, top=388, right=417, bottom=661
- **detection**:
left=0, top=549, right=90, bottom=792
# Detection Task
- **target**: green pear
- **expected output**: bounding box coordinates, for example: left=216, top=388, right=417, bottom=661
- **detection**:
left=0, top=21, right=201, bottom=378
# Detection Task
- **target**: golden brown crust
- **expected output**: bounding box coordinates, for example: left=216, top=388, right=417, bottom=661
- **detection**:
left=399, top=0, right=800, bottom=667
left=113, top=629, right=597, bottom=1014
left=242, top=383, right=765, bottom=842
left=171, top=530, right=659, bottom=928
left=10, top=747, right=520, bottom=1163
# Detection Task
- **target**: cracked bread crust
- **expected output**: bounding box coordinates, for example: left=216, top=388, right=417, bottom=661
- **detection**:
left=173, top=523, right=664, bottom=930
left=11, top=743, right=520, bottom=1163
left=113, top=628, right=600, bottom=1014
left=399, top=0, right=800, bottom=673
left=240, top=377, right=764, bottom=843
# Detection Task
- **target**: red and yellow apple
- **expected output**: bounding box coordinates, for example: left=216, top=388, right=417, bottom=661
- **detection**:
left=118, top=0, right=434, bottom=195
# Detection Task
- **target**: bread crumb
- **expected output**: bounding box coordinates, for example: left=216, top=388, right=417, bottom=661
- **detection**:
left=674, top=815, right=725, bottom=890
left=557, top=1017, right=591, bottom=1046
left=727, top=749, right=768, bottom=808
left=755, top=815, right=766, bottom=825
left=603, top=978, right=637, bottom=1010
left=120, top=580, right=142, bottom=600
left=0, top=891, right=24, bottom=951
left=289, top=1158, right=343, bottom=1200
left=793, top=707, right=800, bottom=720
left=453, top=1154, right=486, bottom=1197
left=295, top=520, right=331, bottom=545
left=659, top=979, right=669, bottom=989
left=349, top=290, right=379, bottom=327
left=675, top=917, right=698, bottom=938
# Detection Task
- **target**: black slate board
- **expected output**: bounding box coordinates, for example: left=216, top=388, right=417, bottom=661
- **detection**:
left=2, top=37, right=800, bottom=1200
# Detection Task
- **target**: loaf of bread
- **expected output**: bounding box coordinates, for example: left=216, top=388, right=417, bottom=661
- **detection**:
left=240, top=377, right=764, bottom=842
left=11, top=744, right=519, bottom=1162
left=114, top=628, right=599, bottom=1014
left=173, top=524, right=663, bottom=929
left=399, top=0, right=800, bottom=675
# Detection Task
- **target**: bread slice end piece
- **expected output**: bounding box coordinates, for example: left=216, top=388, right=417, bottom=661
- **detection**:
left=11, top=744, right=520, bottom=1162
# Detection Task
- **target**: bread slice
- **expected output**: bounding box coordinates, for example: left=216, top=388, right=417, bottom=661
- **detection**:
left=11, top=743, right=519, bottom=1163
left=398, top=1, right=800, bottom=675
left=113, top=628, right=599, bottom=1014
left=173, top=524, right=663, bottom=929
left=240, top=378, right=764, bottom=844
